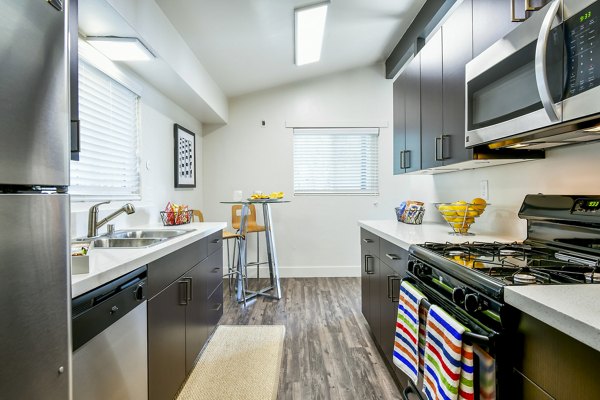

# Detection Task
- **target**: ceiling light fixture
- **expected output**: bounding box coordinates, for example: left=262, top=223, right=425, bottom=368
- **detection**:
left=86, top=36, right=155, bottom=61
left=294, top=2, right=329, bottom=66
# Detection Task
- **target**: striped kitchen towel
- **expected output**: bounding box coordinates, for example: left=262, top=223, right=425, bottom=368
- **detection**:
left=393, top=281, right=427, bottom=384
left=474, top=344, right=496, bottom=400
left=422, top=305, right=474, bottom=400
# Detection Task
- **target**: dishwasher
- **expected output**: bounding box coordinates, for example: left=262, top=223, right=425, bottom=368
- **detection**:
left=72, top=266, right=148, bottom=400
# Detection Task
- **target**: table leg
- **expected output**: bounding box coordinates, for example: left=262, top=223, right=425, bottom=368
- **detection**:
left=236, top=203, right=249, bottom=303
left=262, top=203, right=282, bottom=299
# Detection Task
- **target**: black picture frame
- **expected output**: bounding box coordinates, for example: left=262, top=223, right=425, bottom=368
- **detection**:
left=174, top=124, right=196, bottom=188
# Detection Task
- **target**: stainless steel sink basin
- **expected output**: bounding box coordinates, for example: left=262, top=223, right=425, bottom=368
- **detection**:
left=111, top=229, right=192, bottom=239
left=90, top=238, right=167, bottom=248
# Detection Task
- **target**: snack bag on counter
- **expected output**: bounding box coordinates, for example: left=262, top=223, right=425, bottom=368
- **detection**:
left=395, top=200, right=425, bottom=224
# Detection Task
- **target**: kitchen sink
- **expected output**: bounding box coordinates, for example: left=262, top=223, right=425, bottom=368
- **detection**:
left=110, top=229, right=192, bottom=239
left=71, top=229, right=193, bottom=249
left=89, top=238, right=167, bottom=248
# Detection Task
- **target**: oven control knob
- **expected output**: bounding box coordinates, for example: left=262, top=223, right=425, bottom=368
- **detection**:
left=452, top=287, right=466, bottom=305
left=464, top=293, right=481, bottom=312
left=407, top=260, right=415, bottom=271
left=415, top=263, right=431, bottom=277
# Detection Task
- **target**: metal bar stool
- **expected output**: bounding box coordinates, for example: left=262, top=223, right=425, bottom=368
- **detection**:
left=192, top=210, right=247, bottom=305
left=231, top=204, right=268, bottom=288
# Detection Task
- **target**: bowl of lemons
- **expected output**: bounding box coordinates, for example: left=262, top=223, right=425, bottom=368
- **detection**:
left=434, top=198, right=488, bottom=235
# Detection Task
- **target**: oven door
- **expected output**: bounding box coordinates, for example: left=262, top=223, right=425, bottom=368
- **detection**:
left=465, top=1, right=564, bottom=148
left=400, top=277, right=500, bottom=400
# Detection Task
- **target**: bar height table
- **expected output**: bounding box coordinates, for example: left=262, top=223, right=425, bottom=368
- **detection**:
left=221, top=199, right=289, bottom=303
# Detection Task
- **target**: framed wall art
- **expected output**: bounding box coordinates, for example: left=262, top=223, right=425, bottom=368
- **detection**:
left=174, top=124, right=196, bottom=188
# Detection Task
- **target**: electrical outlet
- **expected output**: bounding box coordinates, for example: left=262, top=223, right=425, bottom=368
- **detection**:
left=480, top=180, right=489, bottom=201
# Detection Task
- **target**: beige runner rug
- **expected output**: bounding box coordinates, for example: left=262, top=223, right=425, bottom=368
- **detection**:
left=177, top=325, right=285, bottom=400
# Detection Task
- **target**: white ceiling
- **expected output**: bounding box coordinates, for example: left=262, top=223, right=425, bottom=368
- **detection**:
left=156, top=0, right=426, bottom=98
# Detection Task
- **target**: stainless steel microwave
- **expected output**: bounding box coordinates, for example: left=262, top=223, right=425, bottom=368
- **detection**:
left=465, top=0, right=600, bottom=149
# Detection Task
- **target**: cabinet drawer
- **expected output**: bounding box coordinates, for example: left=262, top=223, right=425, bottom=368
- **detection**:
left=147, top=240, right=206, bottom=299
left=207, top=230, right=223, bottom=255
left=360, top=228, right=379, bottom=257
left=206, top=282, right=223, bottom=333
left=205, top=251, right=224, bottom=298
left=379, top=239, right=408, bottom=275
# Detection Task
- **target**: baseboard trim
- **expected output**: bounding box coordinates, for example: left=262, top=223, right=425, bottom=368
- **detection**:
left=240, top=265, right=360, bottom=278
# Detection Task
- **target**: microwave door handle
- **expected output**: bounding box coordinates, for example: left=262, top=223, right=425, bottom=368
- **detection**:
left=534, top=0, right=561, bottom=123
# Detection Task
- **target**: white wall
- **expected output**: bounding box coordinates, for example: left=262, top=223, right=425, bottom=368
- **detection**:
left=202, top=63, right=600, bottom=277
left=71, top=67, right=203, bottom=238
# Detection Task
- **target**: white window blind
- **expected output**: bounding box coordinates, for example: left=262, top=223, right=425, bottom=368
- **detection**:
left=293, top=128, right=379, bottom=195
left=70, top=60, right=141, bottom=201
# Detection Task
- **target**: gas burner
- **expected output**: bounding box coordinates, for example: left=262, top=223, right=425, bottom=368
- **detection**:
left=513, top=273, right=537, bottom=285
left=499, top=249, right=520, bottom=256
left=584, top=272, right=600, bottom=283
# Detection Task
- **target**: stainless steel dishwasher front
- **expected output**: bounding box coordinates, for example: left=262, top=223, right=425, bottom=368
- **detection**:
left=72, top=266, right=148, bottom=400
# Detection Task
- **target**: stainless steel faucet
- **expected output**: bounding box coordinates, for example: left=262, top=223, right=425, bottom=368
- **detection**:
left=87, top=201, right=136, bottom=237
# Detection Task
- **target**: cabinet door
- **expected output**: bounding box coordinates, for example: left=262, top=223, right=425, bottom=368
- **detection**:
left=404, top=54, right=421, bottom=173
left=185, top=263, right=208, bottom=374
left=361, top=252, right=371, bottom=323
left=420, top=29, right=443, bottom=169
left=378, top=262, right=409, bottom=389
left=393, top=73, right=406, bottom=175
left=473, top=0, right=522, bottom=58
left=206, top=282, right=224, bottom=334
left=377, top=263, right=400, bottom=361
left=368, top=257, right=381, bottom=342
left=442, top=0, right=473, bottom=166
left=148, top=279, right=187, bottom=400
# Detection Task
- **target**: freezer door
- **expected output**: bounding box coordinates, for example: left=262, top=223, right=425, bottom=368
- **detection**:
left=0, top=0, right=69, bottom=186
left=0, top=194, right=71, bottom=399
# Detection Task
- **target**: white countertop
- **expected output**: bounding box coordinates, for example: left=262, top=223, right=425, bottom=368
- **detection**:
left=505, top=285, right=600, bottom=352
left=357, top=220, right=522, bottom=250
left=71, top=222, right=226, bottom=298
left=359, top=220, right=600, bottom=352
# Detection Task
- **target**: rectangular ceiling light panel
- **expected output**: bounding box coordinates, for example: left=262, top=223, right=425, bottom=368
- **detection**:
left=295, top=3, right=328, bottom=66
left=86, top=37, right=155, bottom=61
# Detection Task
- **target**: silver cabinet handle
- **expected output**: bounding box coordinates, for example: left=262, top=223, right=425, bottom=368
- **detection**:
left=362, top=238, right=374, bottom=243
left=178, top=280, right=188, bottom=305
left=535, top=0, right=561, bottom=123
left=436, top=135, right=450, bottom=161
left=404, top=150, right=411, bottom=169
left=385, top=253, right=401, bottom=261
left=400, top=150, right=406, bottom=169
left=364, top=255, right=375, bottom=274
left=511, top=0, right=526, bottom=22
left=441, top=135, right=450, bottom=160
left=435, top=137, right=443, bottom=161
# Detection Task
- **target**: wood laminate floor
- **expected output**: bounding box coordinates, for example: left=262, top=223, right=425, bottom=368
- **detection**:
left=219, top=277, right=402, bottom=400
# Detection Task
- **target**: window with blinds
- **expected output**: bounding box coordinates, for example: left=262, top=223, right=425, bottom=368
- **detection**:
left=293, top=128, right=379, bottom=195
left=70, top=60, right=141, bottom=201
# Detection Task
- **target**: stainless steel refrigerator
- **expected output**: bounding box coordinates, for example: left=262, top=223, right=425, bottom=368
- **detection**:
left=0, top=1, right=71, bottom=398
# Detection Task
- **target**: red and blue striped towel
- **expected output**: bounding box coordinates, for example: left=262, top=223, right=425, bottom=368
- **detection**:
left=393, top=281, right=427, bottom=384
left=422, top=305, right=474, bottom=400
left=474, top=344, right=496, bottom=400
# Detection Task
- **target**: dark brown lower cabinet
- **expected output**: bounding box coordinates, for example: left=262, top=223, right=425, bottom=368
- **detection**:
left=148, top=233, right=224, bottom=400
left=184, top=261, right=209, bottom=374
left=148, top=279, right=187, bottom=400
left=514, top=312, right=600, bottom=399
left=360, top=230, right=409, bottom=390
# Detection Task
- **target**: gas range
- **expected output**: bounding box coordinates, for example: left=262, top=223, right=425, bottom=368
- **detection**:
left=407, top=195, right=600, bottom=330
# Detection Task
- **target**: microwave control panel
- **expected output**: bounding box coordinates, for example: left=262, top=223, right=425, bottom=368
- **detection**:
left=565, top=1, right=600, bottom=98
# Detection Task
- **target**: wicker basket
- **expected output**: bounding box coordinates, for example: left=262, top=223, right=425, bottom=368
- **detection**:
left=160, top=210, right=193, bottom=226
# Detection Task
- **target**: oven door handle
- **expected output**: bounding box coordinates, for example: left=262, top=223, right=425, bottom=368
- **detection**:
left=534, top=0, right=561, bottom=123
